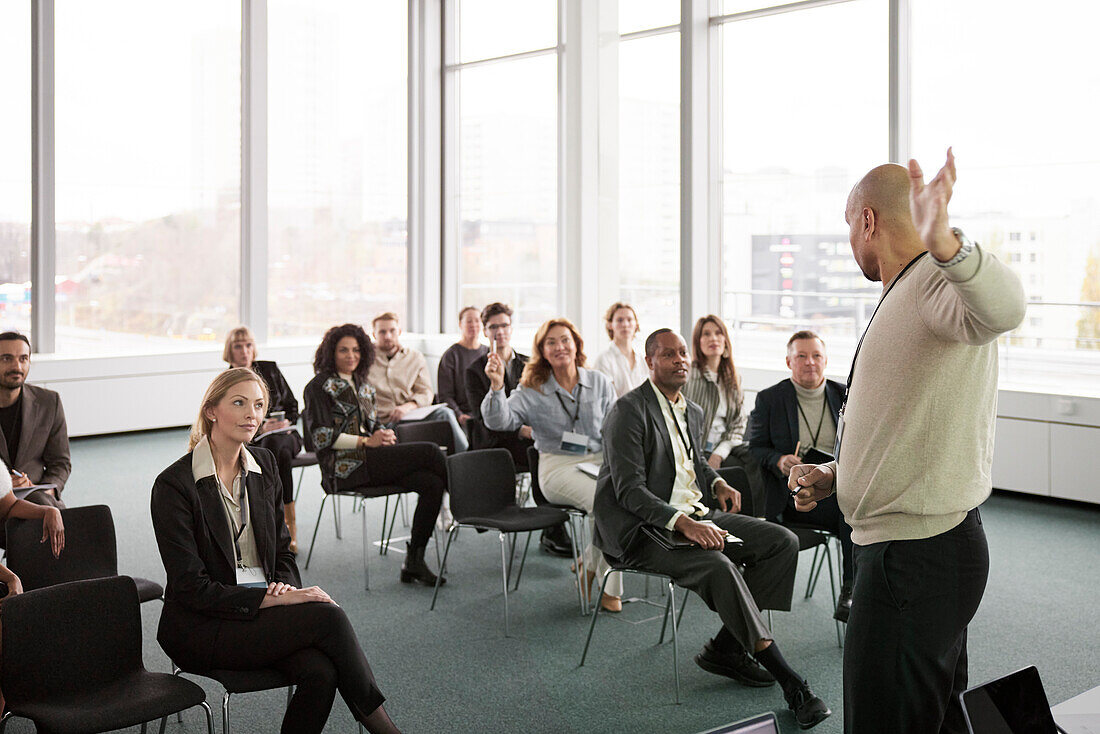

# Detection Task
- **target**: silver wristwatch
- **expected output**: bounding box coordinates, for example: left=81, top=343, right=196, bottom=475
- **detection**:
left=936, top=227, right=975, bottom=268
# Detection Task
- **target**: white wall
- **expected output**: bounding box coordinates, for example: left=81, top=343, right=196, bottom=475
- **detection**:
left=28, top=340, right=1100, bottom=505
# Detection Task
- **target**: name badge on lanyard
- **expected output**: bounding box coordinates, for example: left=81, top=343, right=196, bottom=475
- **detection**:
left=227, top=470, right=267, bottom=588
left=556, top=388, right=588, bottom=454
left=236, top=565, right=267, bottom=588
left=560, top=430, right=589, bottom=455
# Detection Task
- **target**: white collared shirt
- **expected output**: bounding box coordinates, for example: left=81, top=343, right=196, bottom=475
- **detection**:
left=593, top=344, right=649, bottom=398
left=192, top=435, right=263, bottom=571
left=648, top=381, right=708, bottom=529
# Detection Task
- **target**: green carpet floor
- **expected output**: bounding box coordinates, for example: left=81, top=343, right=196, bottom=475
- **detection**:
left=5, top=427, right=1097, bottom=733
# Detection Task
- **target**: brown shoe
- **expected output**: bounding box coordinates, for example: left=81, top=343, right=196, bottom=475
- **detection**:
left=600, top=593, right=622, bottom=613
left=283, top=501, right=298, bottom=554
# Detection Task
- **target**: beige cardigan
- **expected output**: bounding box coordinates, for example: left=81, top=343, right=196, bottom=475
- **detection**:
left=834, top=246, right=1026, bottom=545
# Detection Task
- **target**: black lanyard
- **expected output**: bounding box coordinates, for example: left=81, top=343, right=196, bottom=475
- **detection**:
left=219, top=470, right=249, bottom=568
left=843, top=252, right=927, bottom=407
left=796, top=397, right=828, bottom=450
left=555, top=387, right=582, bottom=429
left=662, top=391, right=695, bottom=462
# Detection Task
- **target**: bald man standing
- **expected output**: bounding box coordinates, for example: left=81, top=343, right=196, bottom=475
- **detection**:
left=788, top=150, right=1025, bottom=734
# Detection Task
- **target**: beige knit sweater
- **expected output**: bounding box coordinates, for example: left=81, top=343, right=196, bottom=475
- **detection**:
left=835, top=246, right=1026, bottom=545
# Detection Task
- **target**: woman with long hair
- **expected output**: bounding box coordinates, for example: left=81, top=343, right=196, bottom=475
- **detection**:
left=684, top=315, right=764, bottom=513
left=150, top=368, right=400, bottom=734
left=591, top=301, right=648, bottom=399
left=223, top=326, right=304, bottom=552
left=302, top=324, right=446, bottom=586
left=481, top=318, right=623, bottom=611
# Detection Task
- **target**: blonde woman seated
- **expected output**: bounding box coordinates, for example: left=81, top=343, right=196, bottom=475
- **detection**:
left=150, top=368, right=400, bottom=734
left=592, top=301, right=649, bottom=399
left=481, top=318, right=623, bottom=612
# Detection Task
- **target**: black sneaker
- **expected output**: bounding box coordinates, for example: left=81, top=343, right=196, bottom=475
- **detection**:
left=833, top=585, right=853, bottom=623
left=783, top=682, right=831, bottom=729
left=693, top=641, right=776, bottom=688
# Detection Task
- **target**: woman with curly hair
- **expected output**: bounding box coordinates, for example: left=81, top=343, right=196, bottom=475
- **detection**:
left=302, top=324, right=446, bottom=586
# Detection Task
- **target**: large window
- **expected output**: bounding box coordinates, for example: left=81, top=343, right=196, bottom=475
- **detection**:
left=450, top=0, right=559, bottom=330
left=617, top=13, right=680, bottom=332
left=911, top=0, right=1100, bottom=393
left=268, top=1, right=407, bottom=338
left=716, top=0, right=887, bottom=370
left=54, top=1, right=241, bottom=354
left=0, top=2, right=31, bottom=337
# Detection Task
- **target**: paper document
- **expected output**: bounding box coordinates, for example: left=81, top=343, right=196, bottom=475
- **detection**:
left=397, top=405, right=440, bottom=422
left=575, top=462, right=601, bottom=479
left=14, top=483, right=57, bottom=501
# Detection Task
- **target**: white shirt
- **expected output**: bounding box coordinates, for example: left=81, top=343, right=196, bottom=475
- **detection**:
left=647, top=381, right=709, bottom=530
left=191, top=435, right=263, bottom=571
left=593, top=344, right=649, bottom=398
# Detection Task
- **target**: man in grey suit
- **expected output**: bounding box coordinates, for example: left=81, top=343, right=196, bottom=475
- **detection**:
left=593, top=329, right=830, bottom=729
left=0, top=333, right=70, bottom=508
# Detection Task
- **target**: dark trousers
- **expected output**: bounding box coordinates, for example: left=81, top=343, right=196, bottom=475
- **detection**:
left=844, top=508, right=988, bottom=734
left=338, top=442, right=445, bottom=549
left=195, top=603, right=385, bottom=734
left=784, top=494, right=854, bottom=586
left=618, top=510, right=799, bottom=650
left=255, top=431, right=303, bottom=504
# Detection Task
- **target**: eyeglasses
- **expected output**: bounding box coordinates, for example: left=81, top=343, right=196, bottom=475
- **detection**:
left=487, top=323, right=512, bottom=331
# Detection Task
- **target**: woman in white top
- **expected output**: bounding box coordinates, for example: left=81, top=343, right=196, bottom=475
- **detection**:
left=592, top=302, right=649, bottom=398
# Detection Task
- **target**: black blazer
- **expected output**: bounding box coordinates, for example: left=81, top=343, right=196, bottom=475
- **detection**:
left=592, top=382, right=721, bottom=559
left=150, top=446, right=301, bottom=667
left=745, top=378, right=845, bottom=521
left=464, top=351, right=528, bottom=448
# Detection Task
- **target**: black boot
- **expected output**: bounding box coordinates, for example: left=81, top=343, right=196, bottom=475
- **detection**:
left=539, top=523, right=572, bottom=558
left=401, top=542, right=445, bottom=586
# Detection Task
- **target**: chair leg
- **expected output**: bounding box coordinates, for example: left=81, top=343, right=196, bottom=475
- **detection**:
left=566, top=514, right=587, bottom=615
left=399, top=492, right=409, bottom=526
left=668, top=578, right=681, bottom=705
left=677, top=588, right=690, bottom=628
left=580, top=569, right=614, bottom=666
left=334, top=494, right=343, bottom=539
left=287, top=685, right=294, bottom=707
left=805, top=544, right=825, bottom=599
left=430, top=524, right=459, bottom=610
left=222, top=691, right=231, bottom=734
left=379, top=496, right=391, bottom=555
left=362, top=501, right=370, bottom=591
left=304, top=494, right=331, bottom=569
left=199, top=700, right=215, bottom=734
left=499, top=531, right=511, bottom=637
left=658, top=586, right=674, bottom=644
left=294, top=465, right=305, bottom=503
left=140, top=723, right=147, bottom=734
left=173, top=665, right=184, bottom=725
left=512, top=531, right=533, bottom=591
left=0, top=711, right=12, bottom=732
left=823, top=540, right=843, bottom=648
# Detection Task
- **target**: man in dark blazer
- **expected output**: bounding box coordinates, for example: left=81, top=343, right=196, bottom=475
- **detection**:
left=745, top=330, right=853, bottom=621
left=0, top=333, right=70, bottom=508
left=593, top=329, right=830, bottom=729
